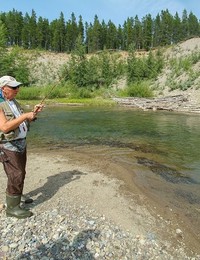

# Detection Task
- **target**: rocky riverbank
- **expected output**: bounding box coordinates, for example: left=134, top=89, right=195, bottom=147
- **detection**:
left=0, top=205, right=194, bottom=260
left=0, top=147, right=200, bottom=259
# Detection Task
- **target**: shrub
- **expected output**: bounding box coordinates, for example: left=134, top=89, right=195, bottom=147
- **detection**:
left=60, top=50, right=126, bottom=89
left=127, top=50, right=164, bottom=84
left=0, top=47, right=31, bottom=84
left=118, top=81, right=154, bottom=98
left=41, top=85, right=68, bottom=99
left=17, top=86, right=41, bottom=100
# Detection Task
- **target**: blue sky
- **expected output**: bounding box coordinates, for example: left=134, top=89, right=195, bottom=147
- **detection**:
left=0, top=0, right=199, bottom=25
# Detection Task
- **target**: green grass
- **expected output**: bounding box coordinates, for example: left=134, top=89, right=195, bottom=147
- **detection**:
left=19, top=97, right=116, bottom=108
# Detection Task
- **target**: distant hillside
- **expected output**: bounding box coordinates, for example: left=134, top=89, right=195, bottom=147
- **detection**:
left=24, top=38, right=200, bottom=110
left=17, top=38, right=200, bottom=112
left=27, top=51, right=70, bottom=85
left=154, top=38, right=200, bottom=106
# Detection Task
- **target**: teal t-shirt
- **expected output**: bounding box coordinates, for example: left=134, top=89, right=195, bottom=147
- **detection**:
left=0, top=89, right=4, bottom=102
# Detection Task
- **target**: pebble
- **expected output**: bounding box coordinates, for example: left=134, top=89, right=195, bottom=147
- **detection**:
left=176, top=228, right=183, bottom=235
left=0, top=203, right=199, bottom=260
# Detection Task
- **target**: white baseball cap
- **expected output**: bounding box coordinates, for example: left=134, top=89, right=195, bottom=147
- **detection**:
left=0, top=75, right=22, bottom=88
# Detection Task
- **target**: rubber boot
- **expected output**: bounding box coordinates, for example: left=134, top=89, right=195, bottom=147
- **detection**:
left=6, top=194, right=33, bottom=219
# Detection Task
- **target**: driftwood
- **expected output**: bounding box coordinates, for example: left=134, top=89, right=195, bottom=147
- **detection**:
left=112, top=95, right=197, bottom=112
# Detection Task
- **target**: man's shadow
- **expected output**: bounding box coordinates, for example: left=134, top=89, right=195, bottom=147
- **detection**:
left=17, top=229, right=100, bottom=260
left=26, top=170, right=86, bottom=207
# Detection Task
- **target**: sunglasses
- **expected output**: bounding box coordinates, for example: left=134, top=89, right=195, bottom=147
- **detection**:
left=7, top=86, right=20, bottom=90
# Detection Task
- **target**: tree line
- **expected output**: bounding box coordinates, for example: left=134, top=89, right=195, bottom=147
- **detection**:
left=0, top=8, right=200, bottom=53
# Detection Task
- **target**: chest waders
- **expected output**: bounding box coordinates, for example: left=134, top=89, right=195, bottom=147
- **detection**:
left=0, top=98, right=33, bottom=218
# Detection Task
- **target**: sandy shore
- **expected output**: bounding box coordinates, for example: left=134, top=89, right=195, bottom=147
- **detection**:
left=0, top=146, right=200, bottom=258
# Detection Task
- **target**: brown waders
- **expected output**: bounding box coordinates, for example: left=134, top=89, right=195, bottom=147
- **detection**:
left=0, top=145, right=33, bottom=218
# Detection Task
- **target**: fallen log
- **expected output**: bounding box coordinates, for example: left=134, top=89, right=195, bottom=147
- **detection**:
left=112, top=95, right=189, bottom=111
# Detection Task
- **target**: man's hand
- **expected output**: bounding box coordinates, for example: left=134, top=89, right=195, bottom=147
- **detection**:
left=26, top=111, right=38, bottom=122
left=33, top=104, right=45, bottom=114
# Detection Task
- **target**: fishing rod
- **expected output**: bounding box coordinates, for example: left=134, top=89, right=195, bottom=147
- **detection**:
left=33, top=83, right=58, bottom=113
left=30, top=83, right=59, bottom=121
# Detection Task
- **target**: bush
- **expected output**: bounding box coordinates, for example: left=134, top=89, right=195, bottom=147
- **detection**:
left=0, top=47, right=31, bottom=84
left=127, top=50, right=164, bottom=84
left=42, top=85, right=68, bottom=99
left=60, top=50, right=126, bottom=89
left=119, top=81, right=154, bottom=98
left=17, top=86, right=41, bottom=100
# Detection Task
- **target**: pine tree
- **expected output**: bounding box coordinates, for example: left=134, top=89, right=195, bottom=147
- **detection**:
left=126, top=17, right=134, bottom=49
left=133, top=15, right=143, bottom=49
left=153, top=14, right=161, bottom=47
left=181, top=9, right=189, bottom=40
left=29, top=9, right=38, bottom=48
left=78, top=15, right=84, bottom=45
left=142, top=14, right=153, bottom=50
left=122, top=21, right=128, bottom=50
left=188, top=12, right=200, bottom=37
left=58, top=12, right=66, bottom=52
left=22, top=12, right=30, bottom=49
left=87, top=15, right=102, bottom=53
left=65, top=13, right=78, bottom=52
left=159, top=9, right=173, bottom=45
left=172, top=12, right=182, bottom=43
left=100, top=20, right=107, bottom=50
left=106, top=20, right=117, bottom=49
left=5, top=9, right=23, bottom=46
left=37, top=17, right=50, bottom=50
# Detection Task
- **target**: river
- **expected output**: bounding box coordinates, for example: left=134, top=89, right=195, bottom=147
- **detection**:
left=27, top=105, right=200, bottom=245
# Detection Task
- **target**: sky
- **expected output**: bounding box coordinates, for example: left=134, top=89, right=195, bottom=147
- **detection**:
left=0, top=0, right=200, bottom=26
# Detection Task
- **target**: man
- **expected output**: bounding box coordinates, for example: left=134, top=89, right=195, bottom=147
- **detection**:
left=0, top=75, right=44, bottom=219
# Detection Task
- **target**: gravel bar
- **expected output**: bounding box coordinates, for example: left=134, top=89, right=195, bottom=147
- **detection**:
left=0, top=202, right=198, bottom=260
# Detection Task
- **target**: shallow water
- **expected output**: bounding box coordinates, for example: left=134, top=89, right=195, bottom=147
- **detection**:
left=28, top=106, right=200, bottom=182
left=27, top=106, right=200, bottom=242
